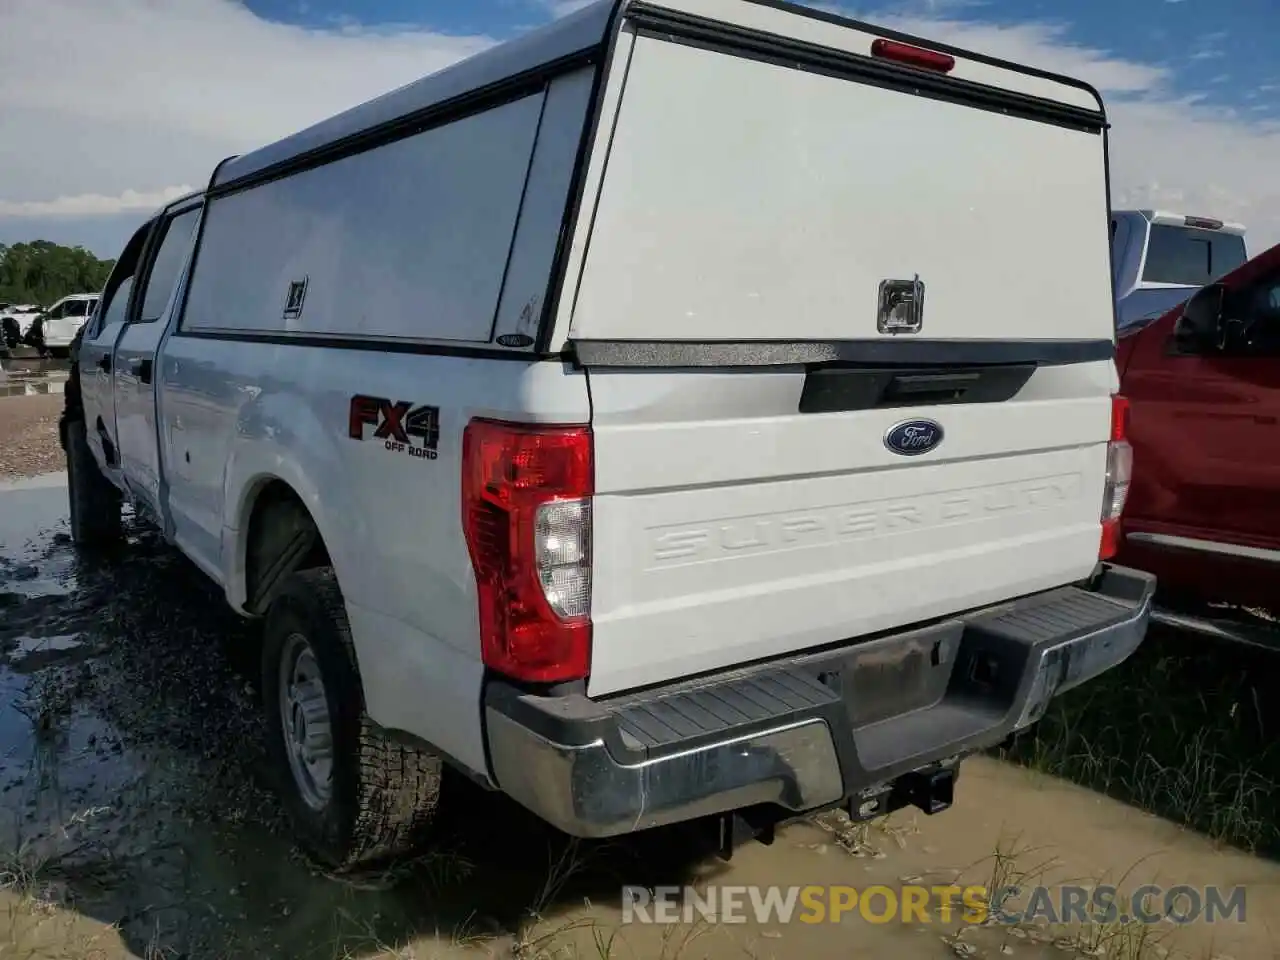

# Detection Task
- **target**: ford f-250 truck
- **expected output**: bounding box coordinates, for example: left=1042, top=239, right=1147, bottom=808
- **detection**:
left=1116, top=240, right=1280, bottom=647
left=59, top=0, right=1154, bottom=870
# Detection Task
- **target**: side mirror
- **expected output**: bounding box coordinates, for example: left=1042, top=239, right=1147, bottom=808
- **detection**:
left=1173, top=283, right=1226, bottom=350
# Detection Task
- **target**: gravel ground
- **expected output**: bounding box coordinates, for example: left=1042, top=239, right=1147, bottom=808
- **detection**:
left=0, top=394, right=64, bottom=479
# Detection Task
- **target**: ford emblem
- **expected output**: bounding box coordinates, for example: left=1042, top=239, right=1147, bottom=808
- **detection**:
left=884, top=419, right=944, bottom=456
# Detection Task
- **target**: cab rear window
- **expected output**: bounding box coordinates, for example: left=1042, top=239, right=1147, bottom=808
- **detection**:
left=1142, top=225, right=1247, bottom=286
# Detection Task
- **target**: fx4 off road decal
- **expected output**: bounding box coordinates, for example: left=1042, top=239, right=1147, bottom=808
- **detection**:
left=348, top=395, right=440, bottom=461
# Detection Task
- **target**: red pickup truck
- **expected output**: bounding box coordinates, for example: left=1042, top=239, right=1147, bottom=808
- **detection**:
left=1116, top=241, right=1280, bottom=644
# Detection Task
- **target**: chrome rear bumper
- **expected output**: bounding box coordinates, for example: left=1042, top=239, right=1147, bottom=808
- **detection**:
left=484, top=565, right=1154, bottom=838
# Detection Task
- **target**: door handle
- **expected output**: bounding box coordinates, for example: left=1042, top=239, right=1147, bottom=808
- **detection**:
left=97, top=354, right=111, bottom=373
left=131, top=358, right=153, bottom=384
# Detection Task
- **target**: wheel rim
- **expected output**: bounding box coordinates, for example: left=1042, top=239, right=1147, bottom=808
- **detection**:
left=278, top=632, right=334, bottom=811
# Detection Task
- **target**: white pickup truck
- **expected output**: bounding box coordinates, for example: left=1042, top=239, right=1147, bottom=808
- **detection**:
left=1111, top=210, right=1248, bottom=333
left=60, top=0, right=1154, bottom=870
left=26, top=293, right=101, bottom=356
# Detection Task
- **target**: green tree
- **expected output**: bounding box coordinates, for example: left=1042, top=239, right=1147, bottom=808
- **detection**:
left=0, top=241, right=115, bottom=307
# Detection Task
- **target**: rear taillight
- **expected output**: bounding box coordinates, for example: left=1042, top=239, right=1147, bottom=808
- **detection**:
left=461, top=418, right=593, bottom=683
left=870, top=38, right=956, bottom=73
left=1184, top=216, right=1224, bottom=230
left=1099, top=395, right=1132, bottom=560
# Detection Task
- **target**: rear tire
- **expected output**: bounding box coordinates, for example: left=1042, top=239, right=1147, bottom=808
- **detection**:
left=65, top=418, right=123, bottom=549
left=261, top=567, right=443, bottom=870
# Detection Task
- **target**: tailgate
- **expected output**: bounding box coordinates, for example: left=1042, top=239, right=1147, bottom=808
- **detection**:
left=584, top=368, right=1114, bottom=695
left=562, top=9, right=1118, bottom=697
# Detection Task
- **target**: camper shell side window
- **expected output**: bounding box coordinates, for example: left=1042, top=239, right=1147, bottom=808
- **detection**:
left=177, top=68, right=595, bottom=351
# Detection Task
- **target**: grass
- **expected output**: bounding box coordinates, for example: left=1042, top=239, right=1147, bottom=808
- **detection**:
left=1001, top=624, right=1280, bottom=857
left=0, top=810, right=140, bottom=960
left=947, top=832, right=1184, bottom=960
left=495, top=823, right=1228, bottom=960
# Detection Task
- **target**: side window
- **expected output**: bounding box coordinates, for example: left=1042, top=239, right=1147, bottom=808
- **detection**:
left=1264, top=281, right=1280, bottom=315
left=1251, top=277, right=1280, bottom=327
left=87, top=221, right=155, bottom=339
left=136, top=209, right=200, bottom=324
left=1222, top=274, right=1280, bottom=356
left=182, top=93, right=545, bottom=343
left=100, top=279, right=135, bottom=330
left=1109, top=218, right=1130, bottom=284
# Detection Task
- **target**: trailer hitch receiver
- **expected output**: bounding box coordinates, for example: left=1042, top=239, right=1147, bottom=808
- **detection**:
left=892, top=767, right=955, bottom=815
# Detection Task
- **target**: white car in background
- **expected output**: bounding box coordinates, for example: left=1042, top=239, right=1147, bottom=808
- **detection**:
left=24, top=294, right=99, bottom=355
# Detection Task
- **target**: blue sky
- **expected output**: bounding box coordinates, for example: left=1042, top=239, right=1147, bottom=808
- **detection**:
left=245, top=0, right=1279, bottom=118
left=1, top=0, right=1278, bottom=258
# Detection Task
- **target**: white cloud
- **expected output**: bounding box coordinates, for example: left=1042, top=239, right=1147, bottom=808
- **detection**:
left=0, top=0, right=494, bottom=248
left=0, top=186, right=196, bottom=219
left=2, top=0, right=1279, bottom=257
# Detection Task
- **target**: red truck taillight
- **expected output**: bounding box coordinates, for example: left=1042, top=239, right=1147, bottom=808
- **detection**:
left=1099, top=395, right=1132, bottom=560
left=461, top=418, right=593, bottom=683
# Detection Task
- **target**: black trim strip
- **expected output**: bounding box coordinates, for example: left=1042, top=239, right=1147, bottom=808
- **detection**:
left=1100, top=110, right=1119, bottom=329
left=210, top=50, right=602, bottom=199
left=560, top=28, right=641, bottom=339
left=486, top=90, right=552, bottom=343
left=125, top=209, right=192, bottom=329
left=735, top=0, right=1106, bottom=117
left=168, top=161, right=227, bottom=337
left=565, top=338, right=1115, bottom=369
left=168, top=328, right=537, bottom=362
left=625, top=4, right=1105, bottom=133
left=799, top=364, right=1036, bottom=413
left=534, top=2, right=632, bottom=355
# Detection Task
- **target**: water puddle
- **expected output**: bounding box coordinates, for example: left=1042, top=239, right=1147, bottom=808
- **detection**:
left=0, top=353, right=69, bottom=397
left=12, top=635, right=82, bottom=656
left=0, top=477, right=717, bottom=958
left=5, top=634, right=87, bottom=674
left=0, top=377, right=67, bottom=398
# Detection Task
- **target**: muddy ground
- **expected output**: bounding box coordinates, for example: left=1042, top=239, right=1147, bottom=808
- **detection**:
left=0, top=351, right=70, bottom=479
left=4, top=388, right=1280, bottom=960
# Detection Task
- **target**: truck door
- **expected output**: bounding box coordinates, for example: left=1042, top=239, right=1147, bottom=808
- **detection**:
left=1124, top=264, right=1280, bottom=553
left=77, top=221, right=156, bottom=480
left=110, top=205, right=201, bottom=519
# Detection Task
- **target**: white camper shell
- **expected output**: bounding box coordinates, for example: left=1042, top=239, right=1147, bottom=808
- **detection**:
left=65, top=0, right=1153, bottom=869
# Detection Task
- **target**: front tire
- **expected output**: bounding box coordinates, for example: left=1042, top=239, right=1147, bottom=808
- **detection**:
left=261, top=567, right=443, bottom=870
left=65, top=418, right=123, bottom=548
